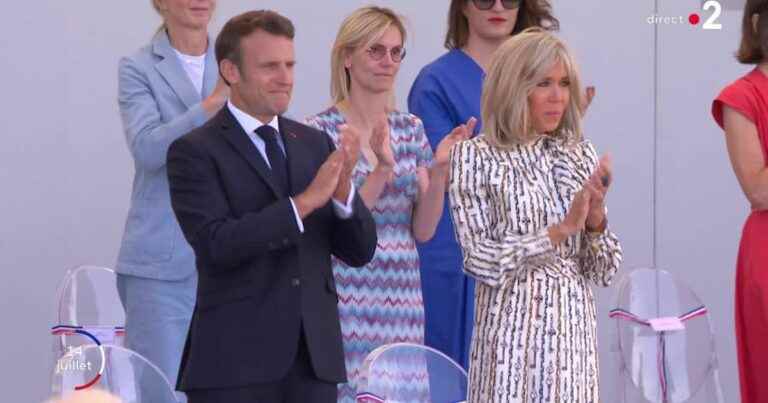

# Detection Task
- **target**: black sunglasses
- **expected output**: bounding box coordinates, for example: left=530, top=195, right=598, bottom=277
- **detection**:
left=471, top=0, right=521, bottom=11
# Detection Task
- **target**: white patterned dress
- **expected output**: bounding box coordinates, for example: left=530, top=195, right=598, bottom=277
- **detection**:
left=448, top=135, right=623, bottom=403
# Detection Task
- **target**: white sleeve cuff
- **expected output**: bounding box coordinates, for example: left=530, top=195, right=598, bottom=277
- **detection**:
left=332, top=182, right=356, bottom=219
left=288, top=198, right=305, bottom=233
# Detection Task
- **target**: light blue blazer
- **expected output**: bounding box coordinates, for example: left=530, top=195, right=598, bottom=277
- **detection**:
left=116, top=31, right=218, bottom=280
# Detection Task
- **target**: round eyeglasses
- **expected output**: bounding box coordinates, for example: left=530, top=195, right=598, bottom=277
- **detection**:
left=366, top=44, right=407, bottom=63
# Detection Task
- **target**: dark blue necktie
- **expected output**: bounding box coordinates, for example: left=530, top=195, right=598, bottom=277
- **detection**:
left=255, top=125, right=289, bottom=196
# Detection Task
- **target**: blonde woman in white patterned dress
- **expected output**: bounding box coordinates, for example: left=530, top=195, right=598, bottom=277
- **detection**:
left=448, top=28, right=623, bottom=403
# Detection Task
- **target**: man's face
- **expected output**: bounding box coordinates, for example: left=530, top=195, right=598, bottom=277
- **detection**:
left=227, top=30, right=295, bottom=121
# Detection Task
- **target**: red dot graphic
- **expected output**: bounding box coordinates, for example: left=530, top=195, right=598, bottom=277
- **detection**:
left=689, top=13, right=700, bottom=25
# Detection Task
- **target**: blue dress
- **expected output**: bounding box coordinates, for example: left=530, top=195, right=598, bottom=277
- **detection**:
left=407, top=49, right=483, bottom=369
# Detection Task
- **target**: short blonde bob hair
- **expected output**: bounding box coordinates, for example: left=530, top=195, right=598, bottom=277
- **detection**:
left=330, top=6, right=407, bottom=104
left=481, top=28, right=583, bottom=148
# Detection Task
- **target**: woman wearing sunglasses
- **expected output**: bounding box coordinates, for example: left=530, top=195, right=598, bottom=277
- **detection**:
left=407, top=0, right=559, bottom=370
left=305, top=6, right=472, bottom=401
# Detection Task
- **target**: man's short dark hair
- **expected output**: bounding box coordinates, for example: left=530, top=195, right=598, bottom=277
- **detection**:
left=215, top=10, right=295, bottom=69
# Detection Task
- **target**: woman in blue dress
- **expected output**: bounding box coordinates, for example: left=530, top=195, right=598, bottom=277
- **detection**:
left=407, top=0, right=560, bottom=369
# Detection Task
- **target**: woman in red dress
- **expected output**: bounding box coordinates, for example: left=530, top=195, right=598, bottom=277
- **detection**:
left=712, top=1, right=768, bottom=402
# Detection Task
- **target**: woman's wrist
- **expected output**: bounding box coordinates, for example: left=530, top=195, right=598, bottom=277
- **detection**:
left=548, top=223, right=571, bottom=244
left=430, top=163, right=449, bottom=180
left=585, top=206, right=605, bottom=227
left=373, top=163, right=393, bottom=173
left=202, top=95, right=226, bottom=116
left=585, top=214, right=608, bottom=233
left=371, top=164, right=394, bottom=181
left=433, top=157, right=450, bottom=171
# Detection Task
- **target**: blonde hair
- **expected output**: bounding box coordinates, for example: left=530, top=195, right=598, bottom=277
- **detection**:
left=481, top=27, right=583, bottom=148
left=330, top=6, right=407, bottom=104
left=150, top=0, right=167, bottom=33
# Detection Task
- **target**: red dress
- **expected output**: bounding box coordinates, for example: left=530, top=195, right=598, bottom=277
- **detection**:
left=713, top=68, right=768, bottom=403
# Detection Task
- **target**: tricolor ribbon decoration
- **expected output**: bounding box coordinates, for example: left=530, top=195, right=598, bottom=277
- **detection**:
left=609, top=305, right=707, bottom=403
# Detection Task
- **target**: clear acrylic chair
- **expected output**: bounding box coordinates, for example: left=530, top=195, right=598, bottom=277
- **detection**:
left=609, top=268, right=725, bottom=403
left=356, top=342, right=468, bottom=403
left=52, top=265, right=125, bottom=349
left=50, top=344, right=178, bottom=403
left=51, top=265, right=127, bottom=396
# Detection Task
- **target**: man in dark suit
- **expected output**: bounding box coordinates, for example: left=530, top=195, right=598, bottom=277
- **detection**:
left=166, top=10, right=377, bottom=403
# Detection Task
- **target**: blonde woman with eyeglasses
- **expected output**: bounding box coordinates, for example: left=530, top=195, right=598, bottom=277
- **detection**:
left=449, top=29, right=622, bottom=402
left=305, top=6, right=473, bottom=401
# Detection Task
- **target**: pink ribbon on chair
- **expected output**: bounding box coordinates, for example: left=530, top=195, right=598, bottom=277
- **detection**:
left=51, top=325, right=125, bottom=336
left=609, top=305, right=707, bottom=403
left=356, top=392, right=385, bottom=403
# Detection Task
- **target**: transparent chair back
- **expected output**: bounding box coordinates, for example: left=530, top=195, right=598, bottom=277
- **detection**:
left=610, top=268, right=724, bottom=403
left=356, top=342, right=468, bottom=403
left=52, top=266, right=126, bottom=384
left=51, top=344, right=178, bottom=403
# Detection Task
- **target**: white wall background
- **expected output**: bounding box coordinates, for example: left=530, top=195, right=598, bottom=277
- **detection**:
left=0, top=0, right=749, bottom=401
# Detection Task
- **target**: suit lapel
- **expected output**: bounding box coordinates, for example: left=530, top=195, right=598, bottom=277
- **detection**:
left=219, top=108, right=282, bottom=198
left=152, top=31, right=201, bottom=109
left=279, top=117, right=310, bottom=197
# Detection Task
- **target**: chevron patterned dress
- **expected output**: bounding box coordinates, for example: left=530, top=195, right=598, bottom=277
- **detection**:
left=305, top=107, right=433, bottom=402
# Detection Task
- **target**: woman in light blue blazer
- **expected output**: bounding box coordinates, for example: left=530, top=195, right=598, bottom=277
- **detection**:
left=116, top=0, right=227, bottom=398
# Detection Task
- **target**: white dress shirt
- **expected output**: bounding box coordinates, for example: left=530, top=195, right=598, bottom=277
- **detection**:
left=227, top=101, right=355, bottom=233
